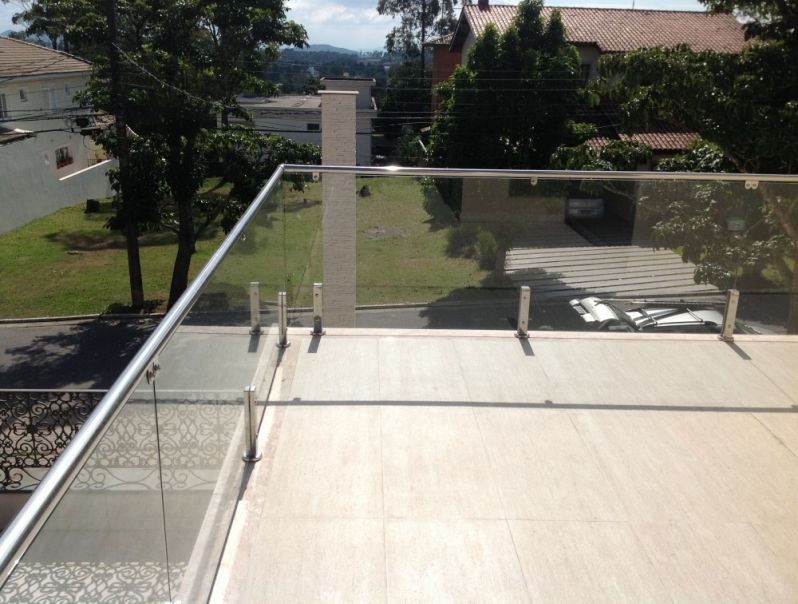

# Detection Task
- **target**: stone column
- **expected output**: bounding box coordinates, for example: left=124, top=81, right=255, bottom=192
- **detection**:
left=320, top=91, right=357, bottom=327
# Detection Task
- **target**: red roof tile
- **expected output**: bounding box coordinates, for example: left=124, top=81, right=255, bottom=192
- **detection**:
left=462, top=5, right=747, bottom=53
left=620, top=130, right=698, bottom=151
left=0, top=36, right=90, bottom=79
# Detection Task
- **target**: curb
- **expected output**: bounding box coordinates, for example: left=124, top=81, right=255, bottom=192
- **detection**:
left=0, top=313, right=165, bottom=326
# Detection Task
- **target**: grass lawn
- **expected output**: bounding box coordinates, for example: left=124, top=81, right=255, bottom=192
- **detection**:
left=0, top=184, right=228, bottom=319
left=0, top=176, right=502, bottom=319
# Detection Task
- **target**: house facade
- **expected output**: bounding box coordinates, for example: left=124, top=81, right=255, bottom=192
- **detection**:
left=230, top=77, right=377, bottom=165
left=0, top=36, right=114, bottom=233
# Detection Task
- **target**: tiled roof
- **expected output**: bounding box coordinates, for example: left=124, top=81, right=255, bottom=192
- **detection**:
left=587, top=125, right=698, bottom=153
left=0, top=36, right=90, bottom=79
left=620, top=129, right=698, bottom=151
left=462, top=5, right=747, bottom=53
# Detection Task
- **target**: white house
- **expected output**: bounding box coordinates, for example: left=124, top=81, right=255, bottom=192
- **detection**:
left=0, top=36, right=114, bottom=234
left=230, top=77, right=377, bottom=166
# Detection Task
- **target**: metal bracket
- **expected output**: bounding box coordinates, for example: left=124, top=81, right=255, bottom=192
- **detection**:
left=529, top=177, right=538, bottom=186
left=145, top=360, right=160, bottom=385
left=515, top=286, right=531, bottom=339
left=312, top=172, right=320, bottom=182
left=744, top=180, right=759, bottom=190
left=311, top=282, right=325, bottom=336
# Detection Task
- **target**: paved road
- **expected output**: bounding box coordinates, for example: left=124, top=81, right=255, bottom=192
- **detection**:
left=0, top=318, right=158, bottom=390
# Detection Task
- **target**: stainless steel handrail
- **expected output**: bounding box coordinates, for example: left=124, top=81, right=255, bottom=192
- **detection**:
left=0, top=164, right=286, bottom=588
left=283, top=164, right=798, bottom=183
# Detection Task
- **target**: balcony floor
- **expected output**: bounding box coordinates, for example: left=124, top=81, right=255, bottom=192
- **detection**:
left=213, top=329, right=798, bottom=603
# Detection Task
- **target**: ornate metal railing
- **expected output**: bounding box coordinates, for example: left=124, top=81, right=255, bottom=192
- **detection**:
left=0, top=391, right=105, bottom=491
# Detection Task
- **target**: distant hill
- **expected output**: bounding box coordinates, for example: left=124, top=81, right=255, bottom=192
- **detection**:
left=1, top=30, right=17, bottom=37
left=296, top=44, right=358, bottom=55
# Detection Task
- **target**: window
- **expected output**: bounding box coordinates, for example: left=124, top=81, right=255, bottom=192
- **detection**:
left=19, top=89, right=27, bottom=102
left=307, top=123, right=320, bottom=131
left=55, top=146, right=73, bottom=169
left=43, top=88, right=57, bottom=110
left=0, top=93, right=7, bottom=119
left=64, top=83, right=71, bottom=97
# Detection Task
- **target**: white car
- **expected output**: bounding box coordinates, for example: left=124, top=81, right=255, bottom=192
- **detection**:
left=569, top=296, right=754, bottom=334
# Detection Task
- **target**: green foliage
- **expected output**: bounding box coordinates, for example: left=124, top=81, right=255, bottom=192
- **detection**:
left=551, top=140, right=652, bottom=171
left=701, top=0, right=798, bottom=45
left=428, top=0, right=589, bottom=169
left=656, top=139, right=736, bottom=173
left=378, top=60, right=431, bottom=138
left=475, top=229, right=498, bottom=270
left=377, top=0, right=459, bottom=59
left=601, top=42, right=798, bottom=174
left=214, top=128, right=320, bottom=230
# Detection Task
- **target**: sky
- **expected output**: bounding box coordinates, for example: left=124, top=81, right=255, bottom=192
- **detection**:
left=1, top=0, right=706, bottom=51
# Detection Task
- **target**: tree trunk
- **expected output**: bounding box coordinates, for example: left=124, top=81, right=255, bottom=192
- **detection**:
left=167, top=195, right=196, bottom=308
left=124, top=220, right=145, bottom=308
left=107, top=0, right=145, bottom=309
left=788, top=247, right=798, bottom=335
left=420, top=0, right=427, bottom=76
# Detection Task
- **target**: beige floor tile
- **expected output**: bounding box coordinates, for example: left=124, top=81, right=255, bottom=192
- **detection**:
left=288, top=336, right=380, bottom=401
left=259, top=405, right=383, bottom=518
left=633, top=521, right=798, bottom=603
left=385, top=519, right=529, bottom=603
left=378, top=337, right=470, bottom=401
left=452, top=338, right=553, bottom=403
left=534, top=339, right=792, bottom=407
left=570, top=411, right=733, bottom=522
left=737, top=341, right=798, bottom=405
left=475, top=408, right=626, bottom=520
left=509, top=520, right=670, bottom=603
left=229, top=518, right=385, bottom=604
left=382, top=407, right=503, bottom=519
left=753, top=521, right=798, bottom=578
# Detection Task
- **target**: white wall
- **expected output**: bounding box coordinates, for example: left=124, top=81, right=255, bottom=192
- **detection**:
left=0, top=73, right=91, bottom=133
left=0, top=132, right=115, bottom=234
left=235, top=105, right=374, bottom=165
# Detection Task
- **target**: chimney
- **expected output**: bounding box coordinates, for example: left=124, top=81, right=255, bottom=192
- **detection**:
left=478, top=0, right=489, bottom=10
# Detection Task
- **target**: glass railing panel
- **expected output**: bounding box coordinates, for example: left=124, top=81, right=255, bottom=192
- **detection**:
left=149, top=173, right=288, bottom=601
left=278, top=174, right=323, bottom=329
left=303, top=170, right=797, bottom=335
left=0, top=376, right=170, bottom=603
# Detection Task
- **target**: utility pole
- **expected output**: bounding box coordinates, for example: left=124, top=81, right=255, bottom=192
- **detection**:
left=106, top=0, right=144, bottom=309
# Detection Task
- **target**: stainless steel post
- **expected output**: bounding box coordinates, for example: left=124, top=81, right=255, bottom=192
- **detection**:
left=242, top=386, right=262, bottom=462
left=720, top=289, right=740, bottom=342
left=250, top=282, right=261, bottom=334
left=277, top=291, right=290, bottom=348
left=516, top=286, right=531, bottom=338
left=312, top=282, right=324, bottom=336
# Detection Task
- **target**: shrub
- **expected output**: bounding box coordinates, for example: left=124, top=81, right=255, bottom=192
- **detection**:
left=85, top=199, right=100, bottom=213
left=476, top=230, right=498, bottom=270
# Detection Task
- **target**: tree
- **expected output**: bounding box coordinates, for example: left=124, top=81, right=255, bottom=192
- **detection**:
left=703, top=0, right=798, bottom=45
left=7, top=0, right=103, bottom=53
left=377, top=0, right=458, bottom=73
left=600, top=31, right=798, bottom=331
left=71, top=0, right=307, bottom=307
left=428, top=0, right=589, bottom=169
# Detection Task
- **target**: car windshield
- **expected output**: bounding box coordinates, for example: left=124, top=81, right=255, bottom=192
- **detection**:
left=596, top=300, right=637, bottom=330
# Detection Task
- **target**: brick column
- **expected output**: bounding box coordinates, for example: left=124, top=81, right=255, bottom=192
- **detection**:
left=320, top=91, right=358, bottom=327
